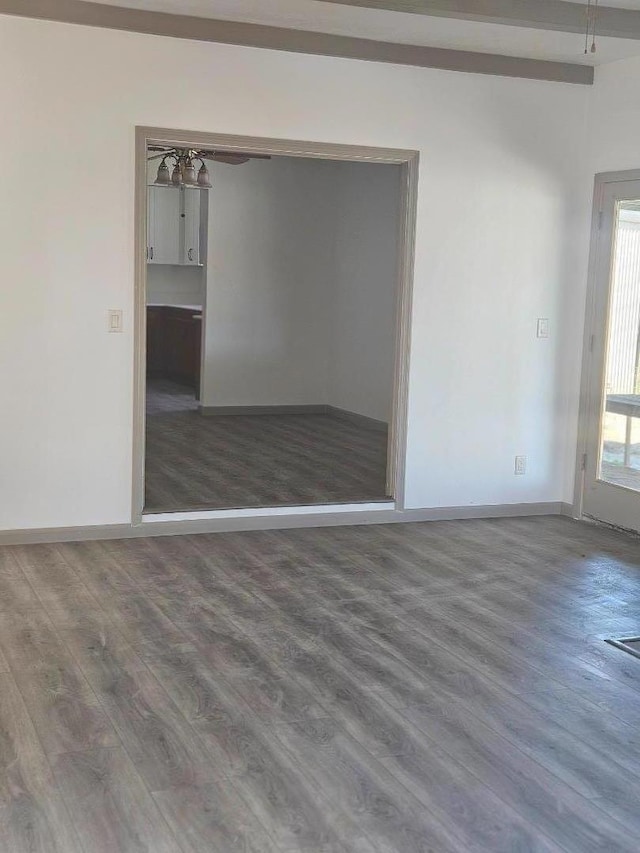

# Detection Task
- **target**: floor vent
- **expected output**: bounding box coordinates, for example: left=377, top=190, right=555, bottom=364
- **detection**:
left=605, top=636, right=640, bottom=660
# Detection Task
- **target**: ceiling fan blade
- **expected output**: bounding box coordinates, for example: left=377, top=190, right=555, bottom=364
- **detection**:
left=210, top=154, right=251, bottom=165
left=148, top=147, right=272, bottom=165
left=231, top=152, right=271, bottom=160
left=147, top=151, right=174, bottom=161
left=197, top=150, right=272, bottom=165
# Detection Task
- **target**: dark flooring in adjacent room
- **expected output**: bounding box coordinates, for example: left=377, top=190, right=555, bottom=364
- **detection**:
left=2, top=516, right=640, bottom=851
left=144, top=380, right=389, bottom=512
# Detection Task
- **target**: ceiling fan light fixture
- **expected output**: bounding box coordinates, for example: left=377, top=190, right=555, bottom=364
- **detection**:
left=197, top=162, right=212, bottom=188
left=182, top=159, right=197, bottom=186
left=170, top=162, right=183, bottom=186
left=154, top=158, right=170, bottom=185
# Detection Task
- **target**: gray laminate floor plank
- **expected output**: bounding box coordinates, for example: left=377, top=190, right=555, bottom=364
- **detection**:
left=10, top=543, right=107, bottom=626
left=399, top=592, right=640, bottom=720
left=1, top=517, right=640, bottom=851
left=0, top=672, right=83, bottom=853
left=62, top=638, right=217, bottom=793
left=0, top=554, right=42, bottom=612
left=272, top=716, right=479, bottom=853
left=425, top=670, right=640, bottom=827
left=392, top=689, right=637, bottom=853
left=0, top=610, right=119, bottom=756
left=152, top=781, right=281, bottom=853
left=513, top=685, right=640, bottom=788
left=144, top=382, right=389, bottom=512
left=143, top=643, right=376, bottom=850
left=53, top=746, right=183, bottom=853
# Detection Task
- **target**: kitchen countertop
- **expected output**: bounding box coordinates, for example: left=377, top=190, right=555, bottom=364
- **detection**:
left=147, top=303, right=202, bottom=312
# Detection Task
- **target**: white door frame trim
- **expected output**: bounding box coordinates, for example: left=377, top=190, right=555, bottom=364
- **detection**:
left=572, top=168, right=640, bottom=520
left=133, top=126, right=419, bottom=525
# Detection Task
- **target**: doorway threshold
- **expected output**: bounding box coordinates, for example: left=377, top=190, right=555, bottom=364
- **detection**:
left=142, top=501, right=396, bottom=524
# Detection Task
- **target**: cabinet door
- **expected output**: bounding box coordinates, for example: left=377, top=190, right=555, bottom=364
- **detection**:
left=147, top=186, right=180, bottom=264
left=146, top=187, right=156, bottom=263
left=182, top=188, right=201, bottom=265
left=164, top=312, right=198, bottom=385
left=193, top=315, right=202, bottom=399
left=146, top=306, right=165, bottom=375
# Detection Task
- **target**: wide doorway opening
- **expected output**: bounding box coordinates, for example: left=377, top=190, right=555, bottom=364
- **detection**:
left=134, top=131, right=417, bottom=519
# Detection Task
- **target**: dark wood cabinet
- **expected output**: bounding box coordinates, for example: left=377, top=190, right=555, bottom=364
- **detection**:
left=146, top=306, right=202, bottom=396
left=146, top=307, right=165, bottom=375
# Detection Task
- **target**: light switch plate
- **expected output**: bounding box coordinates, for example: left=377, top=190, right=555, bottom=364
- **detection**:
left=515, top=455, right=527, bottom=475
left=108, top=309, right=123, bottom=333
left=536, top=318, right=550, bottom=339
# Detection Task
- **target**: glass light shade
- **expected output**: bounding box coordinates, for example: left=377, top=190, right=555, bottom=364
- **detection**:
left=197, top=163, right=212, bottom=188
left=182, top=160, right=197, bottom=185
left=171, top=163, right=183, bottom=186
left=154, top=159, right=170, bottom=185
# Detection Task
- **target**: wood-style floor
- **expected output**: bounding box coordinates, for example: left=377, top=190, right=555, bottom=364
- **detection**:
left=2, top=516, right=640, bottom=851
left=145, top=381, right=389, bottom=512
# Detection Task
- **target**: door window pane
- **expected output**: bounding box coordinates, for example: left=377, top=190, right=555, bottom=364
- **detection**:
left=600, top=202, right=640, bottom=490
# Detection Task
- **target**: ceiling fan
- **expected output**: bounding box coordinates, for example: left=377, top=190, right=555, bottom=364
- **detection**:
left=148, top=146, right=271, bottom=188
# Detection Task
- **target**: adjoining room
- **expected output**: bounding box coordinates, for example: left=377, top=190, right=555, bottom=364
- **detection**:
left=144, top=148, right=403, bottom=513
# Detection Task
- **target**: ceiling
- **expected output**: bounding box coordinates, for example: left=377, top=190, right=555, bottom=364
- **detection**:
left=598, top=0, right=640, bottom=7
left=5, top=0, right=628, bottom=70
left=67, top=0, right=640, bottom=66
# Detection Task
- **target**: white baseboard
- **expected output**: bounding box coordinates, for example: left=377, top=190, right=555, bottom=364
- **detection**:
left=325, top=406, right=388, bottom=432
left=0, top=501, right=574, bottom=545
left=199, top=403, right=387, bottom=432
left=200, top=404, right=328, bottom=416
left=143, top=501, right=394, bottom=522
left=560, top=502, right=578, bottom=519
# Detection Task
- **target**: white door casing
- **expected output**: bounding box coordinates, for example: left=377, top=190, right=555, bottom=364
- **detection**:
left=577, top=172, right=640, bottom=532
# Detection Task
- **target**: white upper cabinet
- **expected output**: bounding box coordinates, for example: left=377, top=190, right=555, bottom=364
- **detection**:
left=147, top=186, right=204, bottom=266
left=182, top=189, right=201, bottom=266
left=147, top=186, right=180, bottom=265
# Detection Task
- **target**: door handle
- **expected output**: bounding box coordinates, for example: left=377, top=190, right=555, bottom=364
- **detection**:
left=188, top=248, right=194, bottom=261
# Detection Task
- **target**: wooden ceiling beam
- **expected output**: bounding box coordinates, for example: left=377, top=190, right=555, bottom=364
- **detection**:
left=0, top=0, right=593, bottom=84
left=318, top=0, right=640, bottom=41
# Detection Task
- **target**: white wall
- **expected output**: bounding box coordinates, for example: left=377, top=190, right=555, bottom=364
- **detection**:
left=0, top=14, right=591, bottom=529
left=201, top=155, right=399, bottom=418
left=590, top=56, right=640, bottom=176
left=202, top=157, right=331, bottom=408
left=326, top=161, right=401, bottom=423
